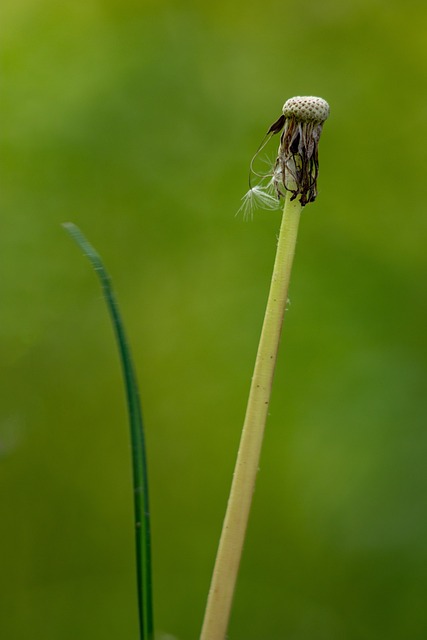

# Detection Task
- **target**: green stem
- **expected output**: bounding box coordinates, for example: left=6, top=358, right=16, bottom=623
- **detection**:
left=200, top=193, right=302, bottom=640
left=63, top=223, right=153, bottom=640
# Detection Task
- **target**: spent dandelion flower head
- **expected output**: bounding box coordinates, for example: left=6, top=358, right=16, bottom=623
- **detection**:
left=275, top=96, right=329, bottom=205
left=239, top=96, right=329, bottom=214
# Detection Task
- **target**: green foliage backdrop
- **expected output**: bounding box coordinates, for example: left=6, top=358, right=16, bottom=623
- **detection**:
left=1, top=1, right=427, bottom=638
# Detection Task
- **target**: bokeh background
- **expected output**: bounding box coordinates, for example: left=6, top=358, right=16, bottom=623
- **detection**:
left=1, top=0, right=427, bottom=638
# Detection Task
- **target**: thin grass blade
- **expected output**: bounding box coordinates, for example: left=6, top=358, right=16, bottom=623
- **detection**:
left=63, top=222, right=153, bottom=640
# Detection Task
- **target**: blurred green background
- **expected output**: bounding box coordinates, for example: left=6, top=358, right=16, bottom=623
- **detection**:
left=1, top=0, right=427, bottom=638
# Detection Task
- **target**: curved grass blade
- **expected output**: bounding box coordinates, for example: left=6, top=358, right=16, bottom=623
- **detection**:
left=63, top=222, right=153, bottom=640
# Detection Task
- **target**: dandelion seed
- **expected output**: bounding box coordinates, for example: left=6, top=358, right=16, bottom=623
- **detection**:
left=237, top=185, right=280, bottom=220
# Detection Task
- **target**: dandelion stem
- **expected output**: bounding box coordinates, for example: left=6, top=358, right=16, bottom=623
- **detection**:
left=200, top=192, right=302, bottom=640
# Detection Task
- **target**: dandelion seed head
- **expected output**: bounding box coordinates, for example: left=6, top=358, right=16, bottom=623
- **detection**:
left=275, top=96, right=330, bottom=205
left=239, top=96, right=329, bottom=214
left=282, top=96, right=330, bottom=124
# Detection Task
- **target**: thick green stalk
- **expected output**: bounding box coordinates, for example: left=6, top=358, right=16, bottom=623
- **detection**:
left=200, top=193, right=302, bottom=640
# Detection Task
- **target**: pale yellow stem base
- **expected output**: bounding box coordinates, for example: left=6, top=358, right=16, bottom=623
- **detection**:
left=200, top=193, right=302, bottom=640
